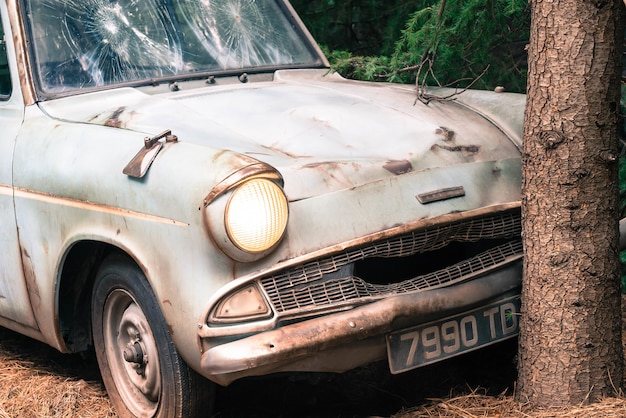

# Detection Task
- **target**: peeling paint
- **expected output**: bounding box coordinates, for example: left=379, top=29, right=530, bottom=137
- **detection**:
left=104, top=107, right=127, bottom=128
left=260, top=144, right=311, bottom=159
left=383, top=160, right=413, bottom=175
left=435, top=126, right=456, bottom=141
left=19, top=246, right=42, bottom=322
left=433, top=144, right=481, bottom=154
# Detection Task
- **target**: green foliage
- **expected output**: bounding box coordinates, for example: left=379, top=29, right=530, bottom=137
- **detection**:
left=391, top=0, right=529, bottom=92
left=323, top=49, right=392, bottom=82
left=291, top=0, right=529, bottom=92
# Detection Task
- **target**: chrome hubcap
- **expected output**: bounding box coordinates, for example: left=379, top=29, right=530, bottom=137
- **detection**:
left=104, top=290, right=161, bottom=417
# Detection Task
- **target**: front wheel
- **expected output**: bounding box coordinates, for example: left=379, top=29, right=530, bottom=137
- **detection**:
left=92, top=255, right=213, bottom=418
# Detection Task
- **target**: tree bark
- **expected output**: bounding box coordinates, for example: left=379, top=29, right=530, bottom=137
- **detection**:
left=517, top=0, right=624, bottom=407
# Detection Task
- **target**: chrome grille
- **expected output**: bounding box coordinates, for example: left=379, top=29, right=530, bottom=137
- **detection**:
left=261, top=210, right=521, bottom=314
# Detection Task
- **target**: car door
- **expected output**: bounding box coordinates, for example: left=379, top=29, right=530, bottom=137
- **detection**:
left=0, top=6, right=38, bottom=328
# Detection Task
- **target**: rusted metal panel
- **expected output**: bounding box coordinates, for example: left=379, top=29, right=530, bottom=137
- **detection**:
left=38, top=69, right=522, bottom=201
left=427, top=86, right=526, bottom=149
left=201, top=262, right=521, bottom=385
left=1, top=0, right=531, bottom=401
left=0, top=1, right=36, bottom=329
left=10, top=107, right=245, bottom=355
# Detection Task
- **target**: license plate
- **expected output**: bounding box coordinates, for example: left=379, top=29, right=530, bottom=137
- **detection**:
left=387, top=295, right=521, bottom=374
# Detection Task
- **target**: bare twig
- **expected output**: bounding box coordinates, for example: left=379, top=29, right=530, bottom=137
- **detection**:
left=415, top=63, right=490, bottom=105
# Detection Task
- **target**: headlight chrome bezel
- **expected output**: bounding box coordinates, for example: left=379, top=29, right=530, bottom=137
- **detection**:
left=204, top=174, right=289, bottom=262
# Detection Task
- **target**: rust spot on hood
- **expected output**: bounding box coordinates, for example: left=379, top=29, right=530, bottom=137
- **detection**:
left=383, top=160, right=413, bottom=175
left=433, top=144, right=481, bottom=154
left=261, top=145, right=312, bottom=159
left=104, top=107, right=127, bottom=128
left=301, top=161, right=340, bottom=170
left=432, top=125, right=480, bottom=155
left=435, top=126, right=456, bottom=141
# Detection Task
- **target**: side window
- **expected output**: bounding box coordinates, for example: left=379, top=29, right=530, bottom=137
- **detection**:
left=0, top=18, right=11, bottom=98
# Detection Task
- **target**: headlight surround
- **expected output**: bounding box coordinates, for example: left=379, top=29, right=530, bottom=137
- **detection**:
left=204, top=176, right=289, bottom=262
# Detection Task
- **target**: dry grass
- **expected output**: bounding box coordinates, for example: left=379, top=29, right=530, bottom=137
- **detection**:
left=394, top=387, right=626, bottom=417
left=0, top=358, right=116, bottom=417
left=1, top=305, right=626, bottom=418
left=3, top=337, right=626, bottom=418
left=0, top=328, right=115, bottom=418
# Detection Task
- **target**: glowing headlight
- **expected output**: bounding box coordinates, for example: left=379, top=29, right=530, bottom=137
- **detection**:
left=225, top=178, right=288, bottom=253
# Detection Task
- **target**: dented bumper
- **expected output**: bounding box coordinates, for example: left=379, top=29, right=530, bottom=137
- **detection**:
left=201, top=261, right=522, bottom=386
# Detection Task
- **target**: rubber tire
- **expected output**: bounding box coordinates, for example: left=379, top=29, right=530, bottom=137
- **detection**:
left=92, top=254, right=213, bottom=418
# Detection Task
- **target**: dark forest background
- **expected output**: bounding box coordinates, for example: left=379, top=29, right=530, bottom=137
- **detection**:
left=290, top=0, right=530, bottom=93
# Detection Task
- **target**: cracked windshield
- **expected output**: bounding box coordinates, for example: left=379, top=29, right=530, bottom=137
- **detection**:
left=25, top=0, right=319, bottom=93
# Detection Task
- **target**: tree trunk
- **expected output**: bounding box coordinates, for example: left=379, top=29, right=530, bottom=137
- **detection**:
left=517, top=0, right=624, bottom=407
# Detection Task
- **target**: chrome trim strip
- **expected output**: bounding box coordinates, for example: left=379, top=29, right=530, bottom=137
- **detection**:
left=416, top=186, right=466, bottom=204
left=7, top=0, right=36, bottom=105
left=1, top=184, right=188, bottom=226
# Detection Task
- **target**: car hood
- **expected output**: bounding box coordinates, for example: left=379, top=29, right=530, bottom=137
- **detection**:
left=39, top=69, right=522, bottom=200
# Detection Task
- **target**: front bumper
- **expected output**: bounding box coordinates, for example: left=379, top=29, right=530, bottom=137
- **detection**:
left=201, top=260, right=521, bottom=386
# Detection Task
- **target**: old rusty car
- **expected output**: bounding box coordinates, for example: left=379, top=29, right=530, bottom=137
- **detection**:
left=0, top=0, right=527, bottom=416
